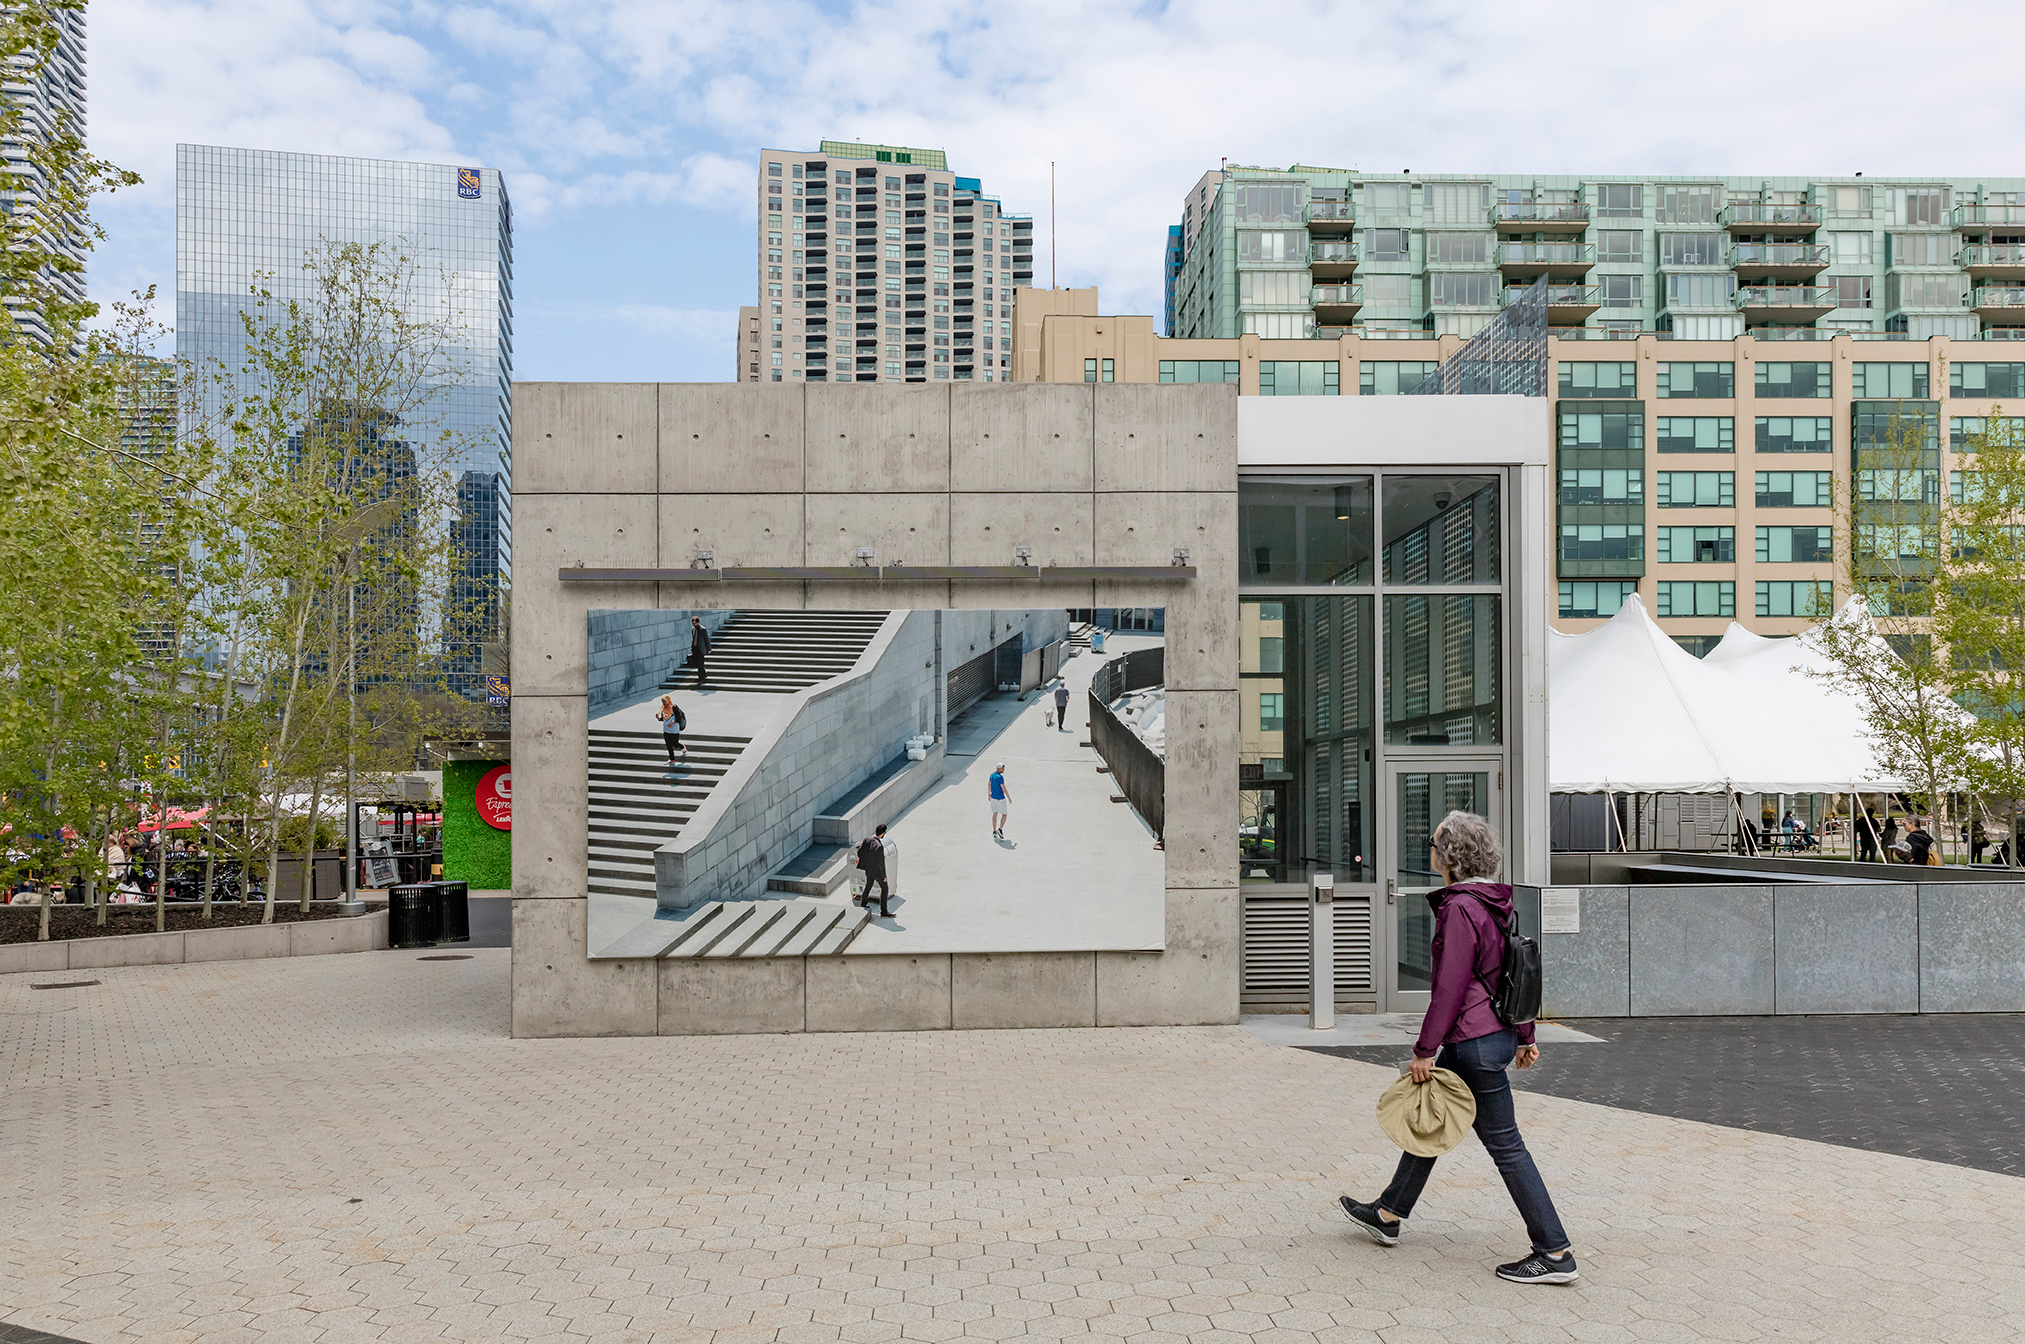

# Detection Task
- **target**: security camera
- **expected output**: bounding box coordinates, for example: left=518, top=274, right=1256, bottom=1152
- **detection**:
left=1434, top=492, right=1453, bottom=511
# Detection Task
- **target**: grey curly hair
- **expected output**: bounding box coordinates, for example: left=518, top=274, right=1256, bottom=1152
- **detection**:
left=1431, top=810, right=1502, bottom=882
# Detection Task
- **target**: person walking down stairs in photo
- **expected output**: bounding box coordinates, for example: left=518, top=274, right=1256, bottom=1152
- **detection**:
left=989, top=763, right=1011, bottom=840
left=689, top=616, right=711, bottom=688
left=656, top=695, right=686, bottom=765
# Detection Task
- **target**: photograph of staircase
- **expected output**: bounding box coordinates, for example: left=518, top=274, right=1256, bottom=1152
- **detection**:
left=586, top=728, right=752, bottom=899
left=661, top=610, right=889, bottom=693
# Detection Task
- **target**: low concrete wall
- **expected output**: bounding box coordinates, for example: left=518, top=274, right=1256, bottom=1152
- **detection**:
left=0, top=910, right=390, bottom=977
left=810, top=742, right=947, bottom=849
left=1541, top=881, right=2024, bottom=1016
left=587, top=608, right=734, bottom=718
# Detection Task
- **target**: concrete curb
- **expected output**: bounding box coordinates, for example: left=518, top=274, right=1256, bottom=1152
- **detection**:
left=0, top=910, right=389, bottom=976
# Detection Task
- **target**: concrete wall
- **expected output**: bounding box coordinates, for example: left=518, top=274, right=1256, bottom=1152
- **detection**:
left=1541, top=881, right=2023, bottom=1016
left=587, top=608, right=734, bottom=717
left=0, top=910, right=390, bottom=976
left=511, top=381, right=1240, bottom=1037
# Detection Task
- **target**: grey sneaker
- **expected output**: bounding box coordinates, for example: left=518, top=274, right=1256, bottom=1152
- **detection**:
left=1495, top=1250, right=1579, bottom=1284
left=1337, top=1197, right=1399, bottom=1246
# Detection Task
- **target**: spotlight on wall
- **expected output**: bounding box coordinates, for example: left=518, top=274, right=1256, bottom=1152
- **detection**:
left=1173, top=546, right=1192, bottom=566
left=854, top=546, right=877, bottom=567
left=691, top=547, right=715, bottom=569
left=1014, top=545, right=1034, bottom=566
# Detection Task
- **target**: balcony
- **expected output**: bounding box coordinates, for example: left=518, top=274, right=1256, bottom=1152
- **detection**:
left=1310, top=284, right=1362, bottom=320
left=1735, top=285, right=1837, bottom=321
left=1729, top=243, right=1830, bottom=280
left=1305, top=200, right=1356, bottom=232
left=1307, top=241, right=1359, bottom=277
left=1491, top=202, right=1589, bottom=234
left=1981, top=327, right=2025, bottom=340
left=1960, top=245, right=2025, bottom=280
left=1506, top=283, right=1600, bottom=322
left=1496, top=242, right=1595, bottom=279
left=1955, top=205, right=2025, bottom=228
left=1721, top=203, right=1822, bottom=234
left=1972, top=287, right=2025, bottom=321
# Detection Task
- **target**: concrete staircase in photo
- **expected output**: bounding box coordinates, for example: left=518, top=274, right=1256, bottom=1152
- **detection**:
left=586, top=728, right=752, bottom=900
left=661, top=610, right=891, bottom=694
left=1068, top=622, right=1095, bottom=650
left=657, top=896, right=872, bottom=958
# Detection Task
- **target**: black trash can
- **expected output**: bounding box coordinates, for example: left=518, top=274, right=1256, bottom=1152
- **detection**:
left=436, top=881, right=470, bottom=944
left=388, top=883, right=442, bottom=949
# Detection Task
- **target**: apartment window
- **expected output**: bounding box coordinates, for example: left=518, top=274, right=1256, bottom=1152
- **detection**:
left=1830, top=275, right=1874, bottom=310
left=1852, top=363, right=1930, bottom=398
left=1365, top=228, right=1410, bottom=263
left=1829, top=232, right=1874, bottom=266
left=1659, top=233, right=1725, bottom=267
left=1100, top=358, right=1115, bottom=383
left=1888, top=187, right=1949, bottom=228
left=1757, top=471, right=1834, bottom=507
left=1656, top=362, right=1734, bottom=398
left=1258, top=693, right=1284, bottom=732
left=1655, top=417, right=1733, bottom=453
left=1951, top=363, right=2025, bottom=399
left=1558, top=361, right=1636, bottom=395
left=1238, top=229, right=1306, bottom=263
left=1665, top=272, right=1737, bottom=308
left=1597, top=230, right=1641, bottom=263
left=1598, top=274, right=1642, bottom=309
left=1258, top=361, right=1339, bottom=395
left=1655, top=581, right=1734, bottom=617
left=1559, top=523, right=1644, bottom=562
left=767, top=163, right=782, bottom=177
left=1757, top=526, right=1834, bottom=563
left=1560, top=581, right=1638, bottom=619
left=1429, top=273, right=1498, bottom=307
left=1362, top=273, right=1414, bottom=306
left=1889, top=233, right=1951, bottom=268
left=1231, top=185, right=1300, bottom=223
left=1656, top=185, right=1719, bottom=225
left=1558, top=467, right=1644, bottom=505
left=1363, top=183, right=1411, bottom=216
left=1594, top=183, right=1642, bottom=217
left=1757, top=580, right=1833, bottom=618
left=1657, top=526, right=1734, bottom=563
left=1426, top=232, right=1491, bottom=266
left=1755, top=362, right=1832, bottom=398
left=1360, top=361, right=1439, bottom=395
left=1756, top=417, right=1833, bottom=453
left=1558, top=403, right=1646, bottom=451
left=1239, top=270, right=1309, bottom=305
left=1655, top=471, right=1733, bottom=507
left=1951, top=417, right=2025, bottom=451
left=1084, top=358, right=1098, bottom=384
left=1424, top=182, right=1490, bottom=225
left=1159, top=360, right=1240, bottom=384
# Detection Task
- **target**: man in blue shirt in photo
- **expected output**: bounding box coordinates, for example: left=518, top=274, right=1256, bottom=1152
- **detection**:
left=989, top=762, right=1011, bottom=840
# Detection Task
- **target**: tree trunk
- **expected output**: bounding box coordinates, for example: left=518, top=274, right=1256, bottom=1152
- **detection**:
left=298, top=778, right=324, bottom=914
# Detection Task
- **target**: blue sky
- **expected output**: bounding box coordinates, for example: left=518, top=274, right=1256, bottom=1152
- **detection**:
left=90, top=0, right=2025, bottom=383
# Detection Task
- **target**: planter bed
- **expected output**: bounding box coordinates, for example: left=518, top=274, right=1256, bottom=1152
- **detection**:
left=0, top=904, right=388, bottom=975
left=0, top=902, right=357, bottom=945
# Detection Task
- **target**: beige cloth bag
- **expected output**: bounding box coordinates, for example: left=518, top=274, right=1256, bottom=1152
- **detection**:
left=1376, top=1068, right=1478, bottom=1157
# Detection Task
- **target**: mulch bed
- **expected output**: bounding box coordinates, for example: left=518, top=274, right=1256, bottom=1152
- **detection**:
left=0, top=902, right=361, bottom=945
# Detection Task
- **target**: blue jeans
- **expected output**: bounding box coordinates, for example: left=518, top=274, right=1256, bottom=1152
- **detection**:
left=1377, top=1028, right=1571, bottom=1254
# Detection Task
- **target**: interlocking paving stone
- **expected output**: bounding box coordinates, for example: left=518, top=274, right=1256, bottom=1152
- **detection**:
left=3, top=952, right=2024, bottom=1344
left=1305, top=1013, right=2025, bottom=1178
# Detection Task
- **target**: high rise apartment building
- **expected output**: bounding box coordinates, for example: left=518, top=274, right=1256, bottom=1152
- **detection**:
left=1, top=4, right=88, bottom=342
left=748, top=140, right=1033, bottom=383
left=176, top=145, right=514, bottom=696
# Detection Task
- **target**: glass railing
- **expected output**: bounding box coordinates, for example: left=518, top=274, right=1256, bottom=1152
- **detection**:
left=1356, top=327, right=1438, bottom=340
left=1308, top=242, right=1359, bottom=265
left=1504, top=284, right=1599, bottom=306
left=1956, top=205, right=2025, bottom=227
left=1721, top=204, right=1822, bottom=228
left=1746, top=326, right=1834, bottom=340
left=1496, top=243, right=1594, bottom=267
left=1961, top=245, right=2025, bottom=268
left=1973, top=287, right=2025, bottom=308
left=1311, top=284, right=1363, bottom=306
left=1729, top=243, right=1830, bottom=268
left=1553, top=326, right=1645, bottom=339
left=1735, top=285, right=1837, bottom=308
left=1491, top=202, right=1589, bottom=226
left=1981, top=328, right=2025, bottom=340
left=1305, top=201, right=1355, bottom=224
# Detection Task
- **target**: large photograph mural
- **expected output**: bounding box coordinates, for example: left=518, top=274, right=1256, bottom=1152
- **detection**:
left=584, top=608, right=1167, bottom=959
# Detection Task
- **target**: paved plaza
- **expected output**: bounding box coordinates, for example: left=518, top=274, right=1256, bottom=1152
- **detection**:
left=5, top=951, right=2025, bottom=1343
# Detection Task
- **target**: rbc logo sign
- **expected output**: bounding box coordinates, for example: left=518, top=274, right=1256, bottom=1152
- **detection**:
left=457, top=168, right=481, bottom=200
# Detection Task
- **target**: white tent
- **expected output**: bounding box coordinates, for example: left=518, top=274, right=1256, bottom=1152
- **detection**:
left=1549, top=594, right=1907, bottom=794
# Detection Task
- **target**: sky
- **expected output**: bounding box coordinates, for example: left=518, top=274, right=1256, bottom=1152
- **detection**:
left=89, top=0, right=2025, bottom=384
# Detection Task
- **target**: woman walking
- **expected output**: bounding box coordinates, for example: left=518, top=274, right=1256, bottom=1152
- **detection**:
left=1339, top=810, right=1578, bottom=1285
left=656, top=695, right=687, bottom=765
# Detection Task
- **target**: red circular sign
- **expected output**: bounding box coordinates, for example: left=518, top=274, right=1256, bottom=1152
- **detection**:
left=476, top=765, right=512, bottom=831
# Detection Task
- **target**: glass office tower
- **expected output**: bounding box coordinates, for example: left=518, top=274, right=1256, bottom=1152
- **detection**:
left=176, top=145, right=514, bottom=696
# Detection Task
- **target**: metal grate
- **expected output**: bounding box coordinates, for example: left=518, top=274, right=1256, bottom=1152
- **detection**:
left=1240, top=892, right=1374, bottom=1009
left=1406, top=275, right=1549, bottom=397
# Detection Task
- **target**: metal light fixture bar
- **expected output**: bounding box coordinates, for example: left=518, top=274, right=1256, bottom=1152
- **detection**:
left=558, top=565, right=1198, bottom=583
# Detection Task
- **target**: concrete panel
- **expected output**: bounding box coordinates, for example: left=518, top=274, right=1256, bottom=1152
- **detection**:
left=1918, top=883, right=2025, bottom=1012
left=1159, top=690, right=1240, bottom=890
left=513, top=382, right=659, bottom=495
left=1096, top=887, right=1239, bottom=1026
left=68, top=930, right=184, bottom=969
left=1775, top=884, right=1918, bottom=1015
left=1094, top=384, right=1239, bottom=493
left=511, top=493, right=658, bottom=697
left=658, top=956, right=806, bottom=1035
left=657, top=494, right=806, bottom=569
left=950, top=384, right=1094, bottom=492
left=511, top=898, right=657, bottom=1037
left=949, top=493, right=1095, bottom=568
left=805, top=383, right=950, bottom=492
left=951, top=952, right=1097, bottom=1029
left=1092, top=491, right=1238, bottom=693
left=185, top=921, right=291, bottom=963
left=806, top=954, right=952, bottom=1032
left=1540, top=886, right=1629, bottom=1018
left=0, top=941, right=69, bottom=976
left=1630, top=885, right=1774, bottom=1016
left=658, top=384, right=804, bottom=494
left=804, top=493, right=951, bottom=567
left=289, top=911, right=388, bottom=957
left=511, top=695, right=591, bottom=899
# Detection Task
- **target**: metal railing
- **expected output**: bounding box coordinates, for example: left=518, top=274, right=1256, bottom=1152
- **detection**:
left=1972, top=287, right=2025, bottom=309
left=1960, top=245, right=2025, bottom=268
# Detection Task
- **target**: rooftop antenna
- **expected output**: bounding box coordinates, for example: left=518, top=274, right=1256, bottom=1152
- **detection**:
left=1051, top=160, right=1056, bottom=289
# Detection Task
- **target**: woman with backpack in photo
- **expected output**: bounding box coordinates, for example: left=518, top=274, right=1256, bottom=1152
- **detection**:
left=1339, top=810, right=1578, bottom=1285
left=656, top=695, right=687, bottom=765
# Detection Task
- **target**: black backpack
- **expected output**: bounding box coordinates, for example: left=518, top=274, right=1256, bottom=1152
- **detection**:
left=1460, top=891, right=1542, bottom=1027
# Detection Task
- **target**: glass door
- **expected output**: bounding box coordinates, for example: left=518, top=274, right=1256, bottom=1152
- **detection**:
left=1382, top=763, right=1502, bottom=1012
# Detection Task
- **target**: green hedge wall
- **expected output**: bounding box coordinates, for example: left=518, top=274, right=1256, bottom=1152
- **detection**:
left=443, top=759, right=511, bottom=890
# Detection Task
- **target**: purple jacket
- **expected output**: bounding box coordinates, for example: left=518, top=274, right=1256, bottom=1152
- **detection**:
left=1414, top=881, right=1535, bottom=1058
